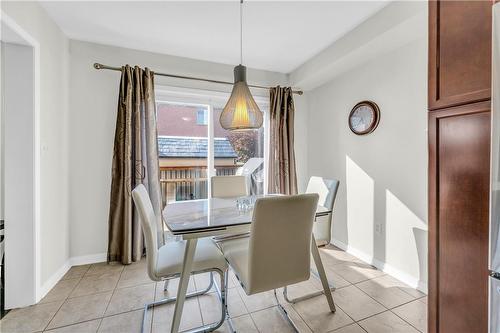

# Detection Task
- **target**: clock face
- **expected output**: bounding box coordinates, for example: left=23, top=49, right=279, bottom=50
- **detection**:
left=348, top=101, right=380, bottom=135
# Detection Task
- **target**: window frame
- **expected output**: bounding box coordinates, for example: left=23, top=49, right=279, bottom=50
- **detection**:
left=155, top=85, right=270, bottom=197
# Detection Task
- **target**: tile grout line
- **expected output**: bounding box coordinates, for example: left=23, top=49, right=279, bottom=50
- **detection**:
left=43, top=277, right=161, bottom=333
left=42, top=274, right=84, bottom=331
left=321, top=248, right=379, bottom=333
left=193, top=273, right=207, bottom=328
left=149, top=280, right=157, bottom=333
left=43, top=317, right=102, bottom=333
left=43, top=307, right=151, bottom=332
left=268, top=252, right=406, bottom=332
left=43, top=263, right=113, bottom=331
left=356, top=309, right=393, bottom=327
left=279, top=284, right=323, bottom=333
left=234, top=286, right=262, bottom=332
left=350, top=278, right=425, bottom=312
left=42, top=264, right=91, bottom=331
left=294, top=282, right=363, bottom=332
left=351, top=272, right=426, bottom=300
left=351, top=322, right=369, bottom=333
left=349, top=321, right=369, bottom=333
left=389, top=304, right=426, bottom=333
left=350, top=282, right=391, bottom=310
left=325, top=321, right=366, bottom=333
left=98, top=263, right=126, bottom=329
left=195, top=290, right=204, bottom=328
left=286, top=299, right=316, bottom=333
left=44, top=289, right=152, bottom=331
left=67, top=273, right=121, bottom=300
left=354, top=306, right=425, bottom=333
left=248, top=311, right=262, bottom=333
left=289, top=273, right=386, bottom=329
left=388, top=296, right=425, bottom=311
left=397, top=286, right=425, bottom=299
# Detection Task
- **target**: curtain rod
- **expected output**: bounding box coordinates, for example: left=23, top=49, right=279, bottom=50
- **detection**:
left=93, top=63, right=303, bottom=95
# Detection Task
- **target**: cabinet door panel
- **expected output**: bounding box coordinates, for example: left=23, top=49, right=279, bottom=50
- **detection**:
left=429, top=1, right=492, bottom=110
left=428, top=102, right=490, bottom=333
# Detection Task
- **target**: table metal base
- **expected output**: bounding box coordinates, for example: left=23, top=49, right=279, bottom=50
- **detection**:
left=141, top=271, right=228, bottom=333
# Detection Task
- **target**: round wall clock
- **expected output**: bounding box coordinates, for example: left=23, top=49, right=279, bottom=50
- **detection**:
left=348, top=101, right=380, bottom=135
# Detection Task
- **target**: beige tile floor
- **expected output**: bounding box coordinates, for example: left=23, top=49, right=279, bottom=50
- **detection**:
left=1, top=245, right=427, bottom=333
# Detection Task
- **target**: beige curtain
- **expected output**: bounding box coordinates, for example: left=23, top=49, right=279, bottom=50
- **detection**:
left=107, top=65, right=163, bottom=264
left=268, top=86, right=298, bottom=195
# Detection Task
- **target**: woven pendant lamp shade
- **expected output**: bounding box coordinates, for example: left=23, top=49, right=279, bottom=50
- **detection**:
left=220, top=65, right=263, bottom=130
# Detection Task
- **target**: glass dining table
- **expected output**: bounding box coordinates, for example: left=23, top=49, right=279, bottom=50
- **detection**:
left=162, top=195, right=336, bottom=333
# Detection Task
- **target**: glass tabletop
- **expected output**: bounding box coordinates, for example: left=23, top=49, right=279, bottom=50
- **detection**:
left=162, top=195, right=331, bottom=235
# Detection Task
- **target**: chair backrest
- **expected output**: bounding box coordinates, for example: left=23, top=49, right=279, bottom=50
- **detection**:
left=246, top=194, right=319, bottom=294
left=211, top=175, right=248, bottom=198
left=132, top=184, right=159, bottom=281
left=306, top=176, right=340, bottom=210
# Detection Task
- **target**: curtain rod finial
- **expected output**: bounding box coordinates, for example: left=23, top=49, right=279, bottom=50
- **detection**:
left=94, top=63, right=102, bottom=69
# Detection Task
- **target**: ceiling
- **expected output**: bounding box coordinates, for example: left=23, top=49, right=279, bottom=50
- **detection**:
left=40, top=1, right=389, bottom=73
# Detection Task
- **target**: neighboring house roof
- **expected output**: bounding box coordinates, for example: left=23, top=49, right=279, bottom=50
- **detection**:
left=158, top=136, right=237, bottom=158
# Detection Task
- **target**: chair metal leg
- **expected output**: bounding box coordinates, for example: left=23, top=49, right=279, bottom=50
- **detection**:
left=274, top=289, right=299, bottom=333
left=282, top=269, right=336, bottom=304
left=198, top=272, right=214, bottom=294
left=213, top=269, right=236, bottom=333
left=140, top=270, right=223, bottom=333
left=283, top=236, right=336, bottom=312
left=310, top=235, right=336, bottom=312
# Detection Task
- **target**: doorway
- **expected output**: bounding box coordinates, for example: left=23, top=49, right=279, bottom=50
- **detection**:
left=1, top=14, right=40, bottom=311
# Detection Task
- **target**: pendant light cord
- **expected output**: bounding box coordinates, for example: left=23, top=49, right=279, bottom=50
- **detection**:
left=240, top=0, right=243, bottom=65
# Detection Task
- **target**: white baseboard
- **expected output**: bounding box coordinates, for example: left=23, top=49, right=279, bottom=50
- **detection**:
left=39, top=260, right=71, bottom=301
left=69, top=253, right=107, bottom=266
left=331, top=238, right=428, bottom=294
left=38, top=252, right=107, bottom=301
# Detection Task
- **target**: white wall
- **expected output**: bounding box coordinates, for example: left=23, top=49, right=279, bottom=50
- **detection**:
left=296, top=2, right=428, bottom=290
left=293, top=94, right=309, bottom=192
left=1, top=1, right=70, bottom=298
left=68, top=40, right=300, bottom=259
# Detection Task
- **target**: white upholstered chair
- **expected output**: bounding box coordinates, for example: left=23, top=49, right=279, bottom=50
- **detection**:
left=280, top=177, right=340, bottom=306
left=306, top=176, right=340, bottom=246
left=211, top=175, right=248, bottom=198
left=132, top=185, right=229, bottom=333
left=211, top=175, right=250, bottom=242
left=219, top=194, right=330, bottom=329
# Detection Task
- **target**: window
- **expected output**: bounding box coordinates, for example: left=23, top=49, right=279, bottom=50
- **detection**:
left=213, top=108, right=265, bottom=195
left=156, top=101, right=209, bottom=204
left=156, top=88, right=268, bottom=205
left=196, top=109, right=208, bottom=125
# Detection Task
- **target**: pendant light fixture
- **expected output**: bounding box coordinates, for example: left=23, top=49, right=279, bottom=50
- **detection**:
left=220, top=0, right=263, bottom=131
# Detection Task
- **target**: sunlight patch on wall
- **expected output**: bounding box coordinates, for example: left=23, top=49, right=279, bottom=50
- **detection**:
left=346, top=155, right=374, bottom=256
left=385, top=189, right=427, bottom=283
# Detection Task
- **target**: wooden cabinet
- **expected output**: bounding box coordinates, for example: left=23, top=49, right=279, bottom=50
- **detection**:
left=429, top=0, right=492, bottom=110
left=428, top=1, right=493, bottom=332
left=428, top=102, right=491, bottom=333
